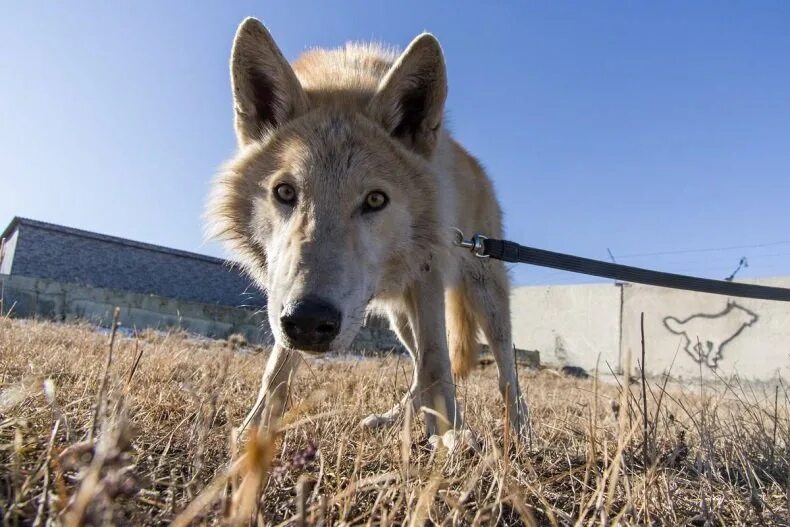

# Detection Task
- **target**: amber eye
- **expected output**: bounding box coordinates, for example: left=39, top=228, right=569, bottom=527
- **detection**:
left=363, top=191, right=388, bottom=213
left=274, top=183, right=296, bottom=205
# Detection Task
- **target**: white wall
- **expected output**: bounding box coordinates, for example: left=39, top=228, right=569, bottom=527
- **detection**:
left=511, top=283, right=622, bottom=373
left=0, top=229, right=17, bottom=275
left=511, top=277, right=790, bottom=381
left=621, top=277, right=790, bottom=381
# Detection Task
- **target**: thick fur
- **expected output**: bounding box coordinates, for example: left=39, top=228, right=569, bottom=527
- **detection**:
left=207, top=18, right=527, bottom=436
left=446, top=285, right=480, bottom=378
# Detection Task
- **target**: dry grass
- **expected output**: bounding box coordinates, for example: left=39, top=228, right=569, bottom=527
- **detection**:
left=1, top=316, right=787, bottom=526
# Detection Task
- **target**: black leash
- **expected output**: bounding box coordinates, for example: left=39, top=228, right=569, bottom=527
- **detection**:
left=453, top=230, right=790, bottom=302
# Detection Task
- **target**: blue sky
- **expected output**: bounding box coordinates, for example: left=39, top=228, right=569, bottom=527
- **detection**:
left=2, top=1, right=789, bottom=286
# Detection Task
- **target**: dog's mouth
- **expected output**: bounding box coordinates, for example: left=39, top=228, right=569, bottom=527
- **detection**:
left=279, top=338, right=334, bottom=355
left=276, top=317, right=365, bottom=356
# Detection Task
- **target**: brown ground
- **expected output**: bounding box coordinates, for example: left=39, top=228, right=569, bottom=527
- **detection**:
left=0, top=316, right=787, bottom=525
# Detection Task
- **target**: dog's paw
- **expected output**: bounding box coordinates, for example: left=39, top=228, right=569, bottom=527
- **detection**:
left=513, top=400, right=532, bottom=440
left=428, top=429, right=479, bottom=453
left=359, top=413, right=398, bottom=429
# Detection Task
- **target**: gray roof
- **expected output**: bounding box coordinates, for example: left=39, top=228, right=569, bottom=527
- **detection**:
left=2, top=216, right=264, bottom=308
left=2, top=216, right=227, bottom=266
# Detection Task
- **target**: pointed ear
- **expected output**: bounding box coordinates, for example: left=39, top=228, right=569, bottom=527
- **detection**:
left=368, top=33, right=447, bottom=157
left=230, top=18, right=308, bottom=145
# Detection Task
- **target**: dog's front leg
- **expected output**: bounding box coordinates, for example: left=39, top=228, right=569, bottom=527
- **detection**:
left=406, top=269, right=461, bottom=436
left=359, top=311, right=421, bottom=429
left=239, top=345, right=300, bottom=436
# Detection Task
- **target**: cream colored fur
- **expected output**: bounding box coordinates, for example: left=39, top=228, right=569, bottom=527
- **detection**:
left=207, top=18, right=528, bottom=437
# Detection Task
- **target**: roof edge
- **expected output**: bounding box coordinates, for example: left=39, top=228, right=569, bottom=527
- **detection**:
left=1, top=216, right=234, bottom=267
left=0, top=216, right=22, bottom=241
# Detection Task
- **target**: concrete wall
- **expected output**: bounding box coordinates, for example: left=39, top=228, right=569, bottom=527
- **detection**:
left=0, top=274, right=405, bottom=353
left=512, top=277, right=790, bottom=381
left=621, top=278, right=790, bottom=381
left=511, top=283, right=622, bottom=374
left=1, top=274, right=271, bottom=343
left=10, top=262, right=785, bottom=376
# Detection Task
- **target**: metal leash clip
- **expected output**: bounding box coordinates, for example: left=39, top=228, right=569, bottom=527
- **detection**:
left=451, top=228, right=489, bottom=258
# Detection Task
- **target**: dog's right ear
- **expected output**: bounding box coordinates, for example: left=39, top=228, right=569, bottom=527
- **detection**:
left=230, top=18, right=308, bottom=145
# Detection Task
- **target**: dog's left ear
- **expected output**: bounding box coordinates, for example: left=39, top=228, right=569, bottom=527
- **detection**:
left=368, top=33, right=447, bottom=157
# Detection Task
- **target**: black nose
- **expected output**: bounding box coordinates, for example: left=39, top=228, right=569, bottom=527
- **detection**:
left=280, top=297, right=341, bottom=350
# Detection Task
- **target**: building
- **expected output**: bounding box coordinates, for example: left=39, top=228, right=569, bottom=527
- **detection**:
left=1, top=217, right=269, bottom=341
left=0, top=217, right=264, bottom=307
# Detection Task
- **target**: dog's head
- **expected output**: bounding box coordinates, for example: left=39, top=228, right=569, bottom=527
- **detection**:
left=207, top=18, right=447, bottom=353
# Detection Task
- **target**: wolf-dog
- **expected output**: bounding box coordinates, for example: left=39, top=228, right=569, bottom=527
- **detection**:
left=207, top=18, right=528, bottom=439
